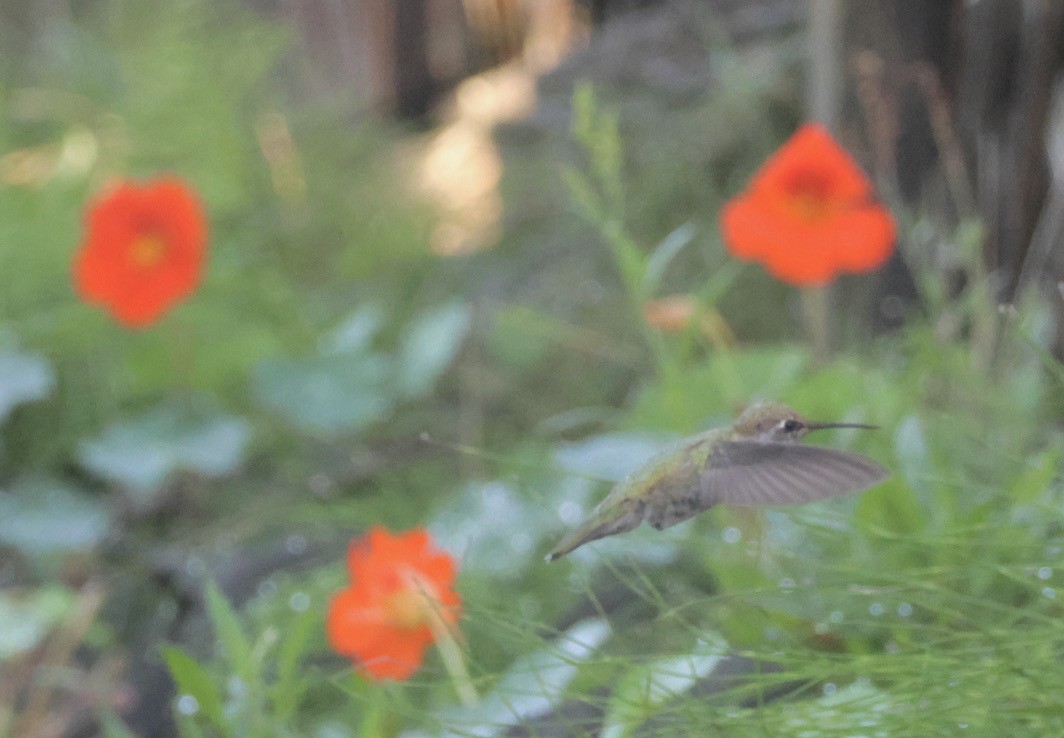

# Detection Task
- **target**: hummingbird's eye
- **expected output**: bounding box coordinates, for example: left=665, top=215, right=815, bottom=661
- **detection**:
left=782, top=419, right=802, bottom=432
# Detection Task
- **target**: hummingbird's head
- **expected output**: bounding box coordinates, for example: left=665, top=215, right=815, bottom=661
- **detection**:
left=735, top=402, right=878, bottom=443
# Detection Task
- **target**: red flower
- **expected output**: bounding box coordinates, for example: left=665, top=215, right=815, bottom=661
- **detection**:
left=327, top=527, right=461, bottom=681
left=720, top=123, right=895, bottom=286
left=74, top=177, right=207, bottom=327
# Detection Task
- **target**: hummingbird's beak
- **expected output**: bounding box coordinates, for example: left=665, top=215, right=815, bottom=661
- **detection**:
left=804, top=421, right=879, bottom=432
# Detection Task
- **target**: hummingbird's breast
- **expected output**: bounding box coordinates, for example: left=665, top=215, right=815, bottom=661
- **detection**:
left=639, top=432, right=719, bottom=531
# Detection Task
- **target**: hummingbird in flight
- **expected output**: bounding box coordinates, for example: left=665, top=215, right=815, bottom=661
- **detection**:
left=546, top=402, right=889, bottom=561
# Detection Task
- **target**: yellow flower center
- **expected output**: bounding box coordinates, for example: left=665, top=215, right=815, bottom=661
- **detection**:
left=130, top=234, right=167, bottom=267
left=384, top=573, right=439, bottom=630
left=791, top=192, right=829, bottom=221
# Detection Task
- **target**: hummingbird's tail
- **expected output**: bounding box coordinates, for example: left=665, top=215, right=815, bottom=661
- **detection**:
left=545, top=497, right=645, bottom=562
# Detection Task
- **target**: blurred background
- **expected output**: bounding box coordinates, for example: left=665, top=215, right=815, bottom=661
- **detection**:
left=4, top=0, right=1064, bottom=736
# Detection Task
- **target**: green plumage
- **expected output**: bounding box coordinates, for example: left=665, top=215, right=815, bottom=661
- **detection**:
left=546, top=403, right=888, bottom=561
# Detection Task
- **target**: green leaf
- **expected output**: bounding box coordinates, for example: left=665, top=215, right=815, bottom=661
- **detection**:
left=894, top=414, right=932, bottom=493
left=695, top=260, right=743, bottom=304
left=0, top=351, right=55, bottom=423
left=1009, top=443, right=1063, bottom=505
left=397, top=301, right=471, bottom=398
left=955, top=217, right=986, bottom=263
left=252, top=352, right=394, bottom=436
left=161, top=645, right=226, bottom=728
left=77, top=399, right=251, bottom=510
left=855, top=479, right=925, bottom=537
left=561, top=164, right=603, bottom=221
left=1017, top=323, right=1064, bottom=390
left=272, top=605, right=318, bottom=720
left=486, top=305, right=555, bottom=369
left=569, top=83, right=622, bottom=212
left=0, top=478, right=111, bottom=557
left=321, top=304, right=385, bottom=354
left=642, top=222, right=696, bottom=296
left=202, top=578, right=256, bottom=685
left=571, top=81, right=597, bottom=143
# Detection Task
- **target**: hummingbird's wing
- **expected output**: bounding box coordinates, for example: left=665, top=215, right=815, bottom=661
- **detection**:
left=701, top=441, right=888, bottom=507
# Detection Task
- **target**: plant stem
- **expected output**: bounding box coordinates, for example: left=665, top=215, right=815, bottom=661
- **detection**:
left=427, top=610, right=478, bottom=708
left=800, top=286, right=832, bottom=363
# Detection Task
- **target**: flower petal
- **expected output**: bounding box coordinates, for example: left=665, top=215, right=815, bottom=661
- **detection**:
left=349, top=526, right=456, bottom=590
left=719, top=124, right=895, bottom=286
left=721, top=196, right=778, bottom=260
left=329, top=526, right=462, bottom=682
left=750, top=123, right=874, bottom=205
left=356, top=628, right=434, bottom=681
left=326, top=587, right=434, bottom=681
left=72, top=176, right=207, bottom=327
left=821, top=206, right=897, bottom=272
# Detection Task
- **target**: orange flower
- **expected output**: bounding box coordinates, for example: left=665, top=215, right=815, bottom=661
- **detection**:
left=74, top=177, right=207, bottom=327
left=326, top=526, right=461, bottom=681
left=720, top=123, right=895, bottom=286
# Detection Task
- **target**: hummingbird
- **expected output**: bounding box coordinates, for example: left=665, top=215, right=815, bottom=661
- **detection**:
left=546, top=402, right=889, bottom=561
